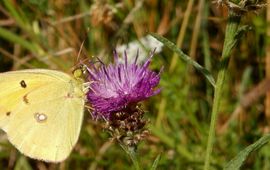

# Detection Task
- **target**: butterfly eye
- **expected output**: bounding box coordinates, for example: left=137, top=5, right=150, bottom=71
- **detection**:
left=20, top=80, right=27, bottom=88
left=73, top=69, right=83, bottom=78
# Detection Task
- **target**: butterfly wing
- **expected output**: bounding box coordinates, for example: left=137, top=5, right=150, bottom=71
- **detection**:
left=0, top=69, right=85, bottom=162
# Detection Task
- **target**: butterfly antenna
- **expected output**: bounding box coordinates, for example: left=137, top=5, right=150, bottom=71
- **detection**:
left=76, top=39, right=86, bottom=63
left=77, top=27, right=90, bottom=62
left=71, top=28, right=91, bottom=72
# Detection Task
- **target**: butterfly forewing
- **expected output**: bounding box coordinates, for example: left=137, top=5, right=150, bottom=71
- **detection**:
left=0, top=69, right=85, bottom=162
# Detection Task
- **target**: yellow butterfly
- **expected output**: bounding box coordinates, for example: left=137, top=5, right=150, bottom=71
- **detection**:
left=0, top=68, right=87, bottom=162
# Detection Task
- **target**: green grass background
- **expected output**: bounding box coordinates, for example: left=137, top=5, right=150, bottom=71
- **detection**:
left=0, top=0, right=269, bottom=169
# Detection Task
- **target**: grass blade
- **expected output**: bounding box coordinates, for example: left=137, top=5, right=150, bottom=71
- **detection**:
left=150, top=33, right=215, bottom=87
left=150, top=154, right=161, bottom=170
left=0, top=27, right=38, bottom=53
left=224, top=134, right=270, bottom=170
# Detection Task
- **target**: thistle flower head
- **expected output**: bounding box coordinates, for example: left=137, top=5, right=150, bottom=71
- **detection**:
left=86, top=50, right=161, bottom=119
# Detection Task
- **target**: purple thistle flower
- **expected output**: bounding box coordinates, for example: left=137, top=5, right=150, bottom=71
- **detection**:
left=86, top=50, right=162, bottom=119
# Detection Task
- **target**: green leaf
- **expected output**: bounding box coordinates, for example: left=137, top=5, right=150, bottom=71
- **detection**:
left=150, top=154, right=161, bottom=170
left=150, top=33, right=215, bottom=87
left=224, top=134, right=270, bottom=170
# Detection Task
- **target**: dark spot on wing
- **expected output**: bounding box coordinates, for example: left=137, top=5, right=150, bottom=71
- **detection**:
left=23, top=94, right=29, bottom=104
left=20, top=80, right=27, bottom=88
left=6, top=112, right=11, bottom=116
left=66, top=93, right=73, bottom=98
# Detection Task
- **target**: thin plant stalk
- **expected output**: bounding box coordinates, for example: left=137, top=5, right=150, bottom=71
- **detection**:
left=202, top=1, right=212, bottom=102
left=120, top=144, right=141, bottom=170
left=203, top=12, right=241, bottom=170
left=189, top=0, right=204, bottom=59
left=265, top=0, right=270, bottom=122
left=169, top=0, right=194, bottom=72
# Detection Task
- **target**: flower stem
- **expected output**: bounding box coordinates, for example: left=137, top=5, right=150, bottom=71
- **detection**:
left=120, top=144, right=141, bottom=170
left=203, top=12, right=241, bottom=170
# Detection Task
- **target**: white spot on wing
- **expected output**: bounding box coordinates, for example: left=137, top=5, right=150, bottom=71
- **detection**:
left=34, top=113, right=47, bottom=122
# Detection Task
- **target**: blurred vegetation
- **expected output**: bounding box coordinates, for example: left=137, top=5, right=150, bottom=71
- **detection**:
left=0, top=0, right=269, bottom=169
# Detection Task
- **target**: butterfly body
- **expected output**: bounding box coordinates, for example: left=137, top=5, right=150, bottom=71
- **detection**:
left=0, top=69, right=85, bottom=162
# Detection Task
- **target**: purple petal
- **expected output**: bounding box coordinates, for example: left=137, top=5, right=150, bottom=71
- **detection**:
left=86, top=50, right=162, bottom=119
